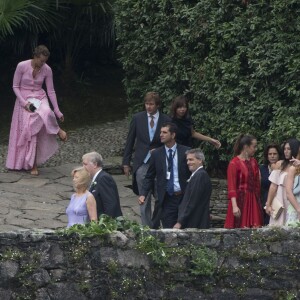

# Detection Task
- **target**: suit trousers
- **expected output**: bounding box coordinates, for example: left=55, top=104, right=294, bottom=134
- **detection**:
left=161, top=193, right=183, bottom=228
left=136, top=163, right=159, bottom=228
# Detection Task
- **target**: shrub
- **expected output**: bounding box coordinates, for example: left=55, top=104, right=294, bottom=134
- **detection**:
left=114, top=0, right=300, bottom=172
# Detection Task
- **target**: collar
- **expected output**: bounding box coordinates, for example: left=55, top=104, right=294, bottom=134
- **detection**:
left=165, top=143, right=177, bottom=153
left=148, top=110, right=159, bottom=119
left=92, top=168, right=102, bottom=183
left=190, top=165, right=203, bottom=178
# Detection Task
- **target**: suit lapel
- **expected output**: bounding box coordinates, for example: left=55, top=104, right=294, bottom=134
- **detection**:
left=161, top=147, right=167, bottom=175
left=90, top=170, right=102, bottom=192
left=142, top=112, right=151, bottom=143
left=153, top=112, right=162, bottom=143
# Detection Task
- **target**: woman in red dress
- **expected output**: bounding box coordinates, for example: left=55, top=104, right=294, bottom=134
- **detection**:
left=224, top=134, right=263, bottom=228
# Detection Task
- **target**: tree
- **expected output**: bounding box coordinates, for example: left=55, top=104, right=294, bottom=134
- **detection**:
left=0, top=0, right=61, bottom=51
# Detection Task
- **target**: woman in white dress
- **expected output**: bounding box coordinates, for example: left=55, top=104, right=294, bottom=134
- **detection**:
left=265, top=138, right=300, bottom=226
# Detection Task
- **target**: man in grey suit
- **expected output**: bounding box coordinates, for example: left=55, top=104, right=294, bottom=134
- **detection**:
left=174, top=149, right=212, bottom=229
left=82, top=152, right=122, bottom=219
left=122, top=92, right=170, bottom=228
left=138, top=122, right=191, bottom=228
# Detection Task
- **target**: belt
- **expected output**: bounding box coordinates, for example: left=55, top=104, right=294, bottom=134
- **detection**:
left=173, top=191, right=182, bottom=196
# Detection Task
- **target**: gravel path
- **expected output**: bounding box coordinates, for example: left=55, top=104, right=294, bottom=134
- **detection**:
left=0, top=118, right=129, bottom=172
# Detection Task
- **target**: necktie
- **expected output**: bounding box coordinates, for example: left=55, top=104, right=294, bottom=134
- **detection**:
left=166, top=149, right=174, bottom=196
left=150, top=115, right=154, bottom=128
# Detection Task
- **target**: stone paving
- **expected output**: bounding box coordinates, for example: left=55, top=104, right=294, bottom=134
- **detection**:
left=0, top=159, right=141, bottom=231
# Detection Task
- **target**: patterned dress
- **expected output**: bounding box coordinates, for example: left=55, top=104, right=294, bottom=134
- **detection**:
left=225, top=157, right=263, bottom=228
left=6, top=59, right=63, bottom=170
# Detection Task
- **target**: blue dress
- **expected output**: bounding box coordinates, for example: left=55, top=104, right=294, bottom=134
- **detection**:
left=66, top=192, right=90, bottom=227
left=286, top=175, right=300, bottom=226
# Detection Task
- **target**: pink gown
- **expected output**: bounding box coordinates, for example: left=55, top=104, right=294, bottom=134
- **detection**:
left=6, top=59, right=63, bottom=170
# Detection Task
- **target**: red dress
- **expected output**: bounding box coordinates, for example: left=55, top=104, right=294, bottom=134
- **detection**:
left=224, top=156, right=263, bottom=228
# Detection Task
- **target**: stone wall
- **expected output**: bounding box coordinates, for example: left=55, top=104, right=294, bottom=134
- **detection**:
left=0, top=227, right=299, bottom=300
left=210, top=179, right=228, bottom=228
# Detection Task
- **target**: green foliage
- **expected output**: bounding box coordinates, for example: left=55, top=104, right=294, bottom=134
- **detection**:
left=0, top=248, right=23, bottom=261
left=59, top=214, right=170, bottom=267
left=58, top=214, right=141, bottom=238
left=135, top=229, right=169, bottom=267
left=107, top=259, right=119, bottom=275
left=0, top=0, right=61, bottom=46
left=190, top=246, right=218, bottom=277
left=114, top=0, right=300, bottom=168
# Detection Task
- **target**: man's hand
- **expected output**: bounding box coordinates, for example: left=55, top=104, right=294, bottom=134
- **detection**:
left=138, top=196, right=145, bottom=205
left=173, top=222, right=181, bottom=229
left=123, top=165, right=131, bottom=177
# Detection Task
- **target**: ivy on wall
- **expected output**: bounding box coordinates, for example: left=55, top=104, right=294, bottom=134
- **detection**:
left=114, top=0, right=300, bottom=169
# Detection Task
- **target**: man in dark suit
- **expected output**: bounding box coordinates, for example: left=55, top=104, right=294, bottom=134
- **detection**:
left=82, top=151, right=122, bottom=218
left=138, top=122, right=191, bottom=228
left=122, top=92, right=170, bottom=228
left=174, top=149, right=212, bottom=229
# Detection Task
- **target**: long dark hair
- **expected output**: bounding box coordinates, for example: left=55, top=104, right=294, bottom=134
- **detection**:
left=281, top=138, right=300, bottom=171
left=233, top=134, right=256, bottom=156
left=170, top=95, right=189, bottom=118
left=263, top=143, right=282, bottom=165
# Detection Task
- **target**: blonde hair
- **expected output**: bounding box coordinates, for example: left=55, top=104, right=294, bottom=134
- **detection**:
left=71, top=166, right=90, bottom=191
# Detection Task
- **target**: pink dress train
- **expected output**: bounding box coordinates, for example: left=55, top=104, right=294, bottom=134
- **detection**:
left=6, top=59, right=63, bottom=170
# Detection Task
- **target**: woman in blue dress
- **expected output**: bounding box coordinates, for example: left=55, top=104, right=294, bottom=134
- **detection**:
left=66, top=166, right=97, bottom=227
left=286, top=147, right=300, bottom=226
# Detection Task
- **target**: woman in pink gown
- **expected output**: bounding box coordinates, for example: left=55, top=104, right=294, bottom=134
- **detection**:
left=6, top=45, right=67, bottom=175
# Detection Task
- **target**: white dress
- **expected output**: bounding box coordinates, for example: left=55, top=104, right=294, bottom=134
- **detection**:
left=268, top=170, right=289, bottom=226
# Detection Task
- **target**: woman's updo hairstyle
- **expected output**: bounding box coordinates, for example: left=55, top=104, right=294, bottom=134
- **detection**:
left=33, top=45, right=50, bottom=57
left=233, top=134, right=256, bottom=156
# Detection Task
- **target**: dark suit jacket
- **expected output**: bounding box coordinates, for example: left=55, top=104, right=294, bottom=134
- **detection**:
left=122, top=111, right=171, bottom=195
left=141, top=144, right=191, bottom=205
left=89, top=170, right=122, bottom=218
left=177, top=167, right=212, bottom=229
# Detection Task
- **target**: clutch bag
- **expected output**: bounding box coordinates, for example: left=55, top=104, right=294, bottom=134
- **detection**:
left=27, top=97, right=41, bottom=109
left=271, top=196, right=284, bottom=220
